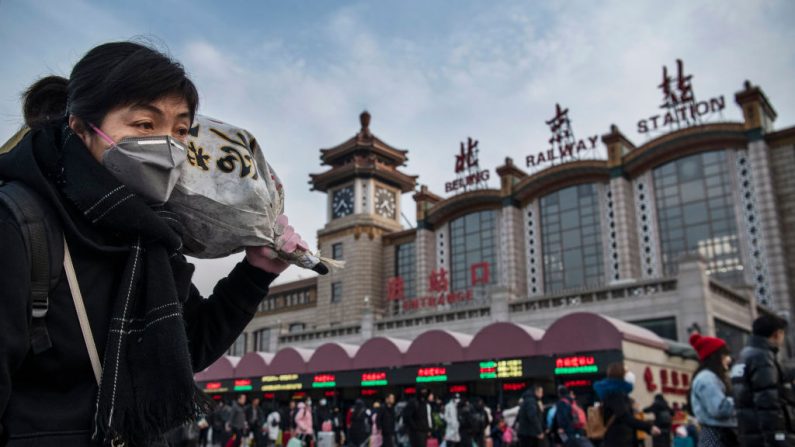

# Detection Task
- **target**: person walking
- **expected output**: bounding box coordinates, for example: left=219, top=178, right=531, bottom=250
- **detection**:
left=381, top=394, right=398, bottom=447
left=643, top=394, right=673, bottom=447
left=404, top=389, right=433, bottom=447
left=688, top=333, right=738, bottom=446
left=732, top=314, right=795, bottom=446
left=295, top=401, right=315, bottom=446
left=516, top=386, right=545, bottom=447
left=229, top=394, right=249, bottom=447
left=445, top=395, right=462, bottom=447
left=0, top=41, right=295, bottom=447
left=348, top=400, right=371, bottom=447
left=248, top=397, right=267, bottom=447
left=594, top=363, right=661, bottom=447
left=458, top=399, right=475, bottom=447
left=266, top=405, right=282, bottom=447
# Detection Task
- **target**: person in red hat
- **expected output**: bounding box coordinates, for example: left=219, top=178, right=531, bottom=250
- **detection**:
left=687, top=332, right=738, bottom=446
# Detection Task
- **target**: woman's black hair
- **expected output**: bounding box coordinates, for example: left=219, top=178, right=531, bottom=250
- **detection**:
left=22, top=41, right=198, bottom=129
left=687, top=345, right=731, bottom=410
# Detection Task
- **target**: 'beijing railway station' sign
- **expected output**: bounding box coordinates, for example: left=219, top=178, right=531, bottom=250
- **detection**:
left=636, top=59, right=726, bottom=134
left=445, top=137, right=491, bottom=193
left=526, top=103, right=599, bottom=169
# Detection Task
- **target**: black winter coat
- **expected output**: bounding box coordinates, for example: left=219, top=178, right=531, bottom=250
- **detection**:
left=516, top=393, right=544, bottom=437
left=0, top=135, right=277, bottom=445
left=602, top=391, right=653, bottom=447
left=732, top=335, right=795, bottom=447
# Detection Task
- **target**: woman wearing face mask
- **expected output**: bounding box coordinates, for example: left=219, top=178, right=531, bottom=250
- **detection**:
left=0, top=42, right=302, bottom=446
left=688, top=333, right=738, bottom=447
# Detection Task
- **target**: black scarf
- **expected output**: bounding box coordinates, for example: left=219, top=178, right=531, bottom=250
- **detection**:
left=1, top=121, right=206, bottom=446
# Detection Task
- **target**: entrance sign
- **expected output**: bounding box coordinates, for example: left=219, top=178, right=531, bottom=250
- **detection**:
left=416, top=367, right=448, bottom=383
left=637, top=59, right=726, bottom=134
left=387, top=262, right=492, bottom=313
left=526, top=104, right=599, bottom=169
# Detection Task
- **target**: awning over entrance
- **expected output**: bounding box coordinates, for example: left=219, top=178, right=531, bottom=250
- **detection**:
left=195, top=312, right=673, bottom=381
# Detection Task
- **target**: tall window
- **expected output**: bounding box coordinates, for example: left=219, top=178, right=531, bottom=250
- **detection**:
left=450, top=210, right=497, bottom=291
left=228, top=333, right=247, bottom=356
left=253, top=328, right=271, bottom=352
left=540, top=184, right=605, bottom=292
left=331, top=282, right=343, bottom=304
left=332, top=243, right=343, bottom=260
left=394, top=242, right=416, bottom=314
left=653, top=151, right=742, bottom=284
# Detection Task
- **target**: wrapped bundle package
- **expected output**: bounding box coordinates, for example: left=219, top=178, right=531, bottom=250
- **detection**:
left=167, top=115, right=339, bottom=274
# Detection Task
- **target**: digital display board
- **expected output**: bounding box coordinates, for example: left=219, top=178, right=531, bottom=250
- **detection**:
left=502, top=383, right=527, bottom=392
left=204, top=381, right=229, bottom=393
left=234, top=379, right=253, bottom=391
left=261, top=374, right=303, bottom=391
left=480, top=359, right=523, bottom=379
left=416, top=367, right=447, bottom=383
left=361, top=372, right=388, bottom=387
left=312, top=374, right=336, bottom=388
left=554, top=356, right=598, bottom=375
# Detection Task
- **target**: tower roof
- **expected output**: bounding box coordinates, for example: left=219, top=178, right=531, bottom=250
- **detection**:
left=310, top=111, right=417, bottom=193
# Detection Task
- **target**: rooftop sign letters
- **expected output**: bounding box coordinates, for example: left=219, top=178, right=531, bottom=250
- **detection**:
left=446, top=137, right=490, bottom=193
left=637, top=59, right=726, bottom=134
left=526, top=104, right=599, bottom=169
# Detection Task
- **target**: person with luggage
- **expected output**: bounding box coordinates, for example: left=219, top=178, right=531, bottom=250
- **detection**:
left=0, top=41, right=301, bottom=447
left=594, top=363, right=661, bottom=447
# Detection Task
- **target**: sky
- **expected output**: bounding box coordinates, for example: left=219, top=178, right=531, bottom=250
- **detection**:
left=1, top=0, right=793, bottom=295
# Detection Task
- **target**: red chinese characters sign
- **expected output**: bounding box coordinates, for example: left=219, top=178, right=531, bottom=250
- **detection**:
left=643, top=367, right=690, bottom=396
left=388, top=262, right=491, bottom=312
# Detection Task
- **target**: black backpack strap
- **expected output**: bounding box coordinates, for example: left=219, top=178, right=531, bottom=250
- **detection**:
left=0, top=180, right=64, bottom=354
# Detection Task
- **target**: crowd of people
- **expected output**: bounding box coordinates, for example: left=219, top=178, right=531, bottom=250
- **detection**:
left=168, top=314, right=793, bottom=447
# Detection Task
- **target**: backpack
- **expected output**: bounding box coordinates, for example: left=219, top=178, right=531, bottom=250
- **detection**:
left=585, top=405, right=615, bottom=440
left=0, top=180, right=63, bottom=354
left=565, top=398, right=586, bottom=430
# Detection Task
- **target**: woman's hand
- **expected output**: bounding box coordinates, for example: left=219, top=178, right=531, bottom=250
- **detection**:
left=245, top=215, right=309, bottom=274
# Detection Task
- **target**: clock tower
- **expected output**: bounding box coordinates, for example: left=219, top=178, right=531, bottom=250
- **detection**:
left=309, top=111, right=417, bottom=328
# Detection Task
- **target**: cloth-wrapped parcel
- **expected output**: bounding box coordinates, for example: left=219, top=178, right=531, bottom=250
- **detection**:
left=166, top=115, right=340, bottom=274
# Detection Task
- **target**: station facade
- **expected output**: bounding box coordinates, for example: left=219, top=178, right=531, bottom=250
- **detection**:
left=226, top=80, right=794, bottom=362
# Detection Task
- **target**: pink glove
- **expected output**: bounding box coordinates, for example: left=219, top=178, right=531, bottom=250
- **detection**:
left=245, top=215, right=309, bottom=274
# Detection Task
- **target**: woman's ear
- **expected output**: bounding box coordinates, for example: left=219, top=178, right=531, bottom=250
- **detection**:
left=68, top=115, right=91, bottom=146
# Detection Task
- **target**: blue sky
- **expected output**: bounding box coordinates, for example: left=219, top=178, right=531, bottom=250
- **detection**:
left=2, top=0, right=794, bottom=294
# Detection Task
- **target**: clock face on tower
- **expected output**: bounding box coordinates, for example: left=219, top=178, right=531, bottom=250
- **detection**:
left=331, top=186, right=354, bottom=219
left=375, top=186, right=397, bottom=220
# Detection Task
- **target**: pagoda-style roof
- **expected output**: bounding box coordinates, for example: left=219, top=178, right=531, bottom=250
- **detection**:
left=310, top=155, right=418, bottom=192
left=319, top=111, right=409, bottom=167
left=310, top=111, right=417, bottom=192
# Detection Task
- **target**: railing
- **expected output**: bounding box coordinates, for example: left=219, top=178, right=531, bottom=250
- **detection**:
left=375, top=306, right=491, bottom=331
left=708, top=279, right=750, bottom=308
left=279, top=324, right=361, bottom=343
left=509, top=278, right=678, bottom=313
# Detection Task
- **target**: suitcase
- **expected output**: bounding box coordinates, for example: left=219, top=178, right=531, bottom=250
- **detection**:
left=317, top=431, right=335, bottom=447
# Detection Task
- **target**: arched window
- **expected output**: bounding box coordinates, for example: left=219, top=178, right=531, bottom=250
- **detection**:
left=652, top=150, right=742, bottom=284
left=540, top=184, right=604, bottom=292
left=450, top=210, right=497, bottom=291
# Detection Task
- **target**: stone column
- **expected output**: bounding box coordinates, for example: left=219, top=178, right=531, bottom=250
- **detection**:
left=602, top=125, right=641, bottom=281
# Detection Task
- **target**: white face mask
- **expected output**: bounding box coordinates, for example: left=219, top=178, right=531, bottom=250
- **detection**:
left=91, top=124, right=187, bottom=205
left=625, top=371, right=636, bottom=386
